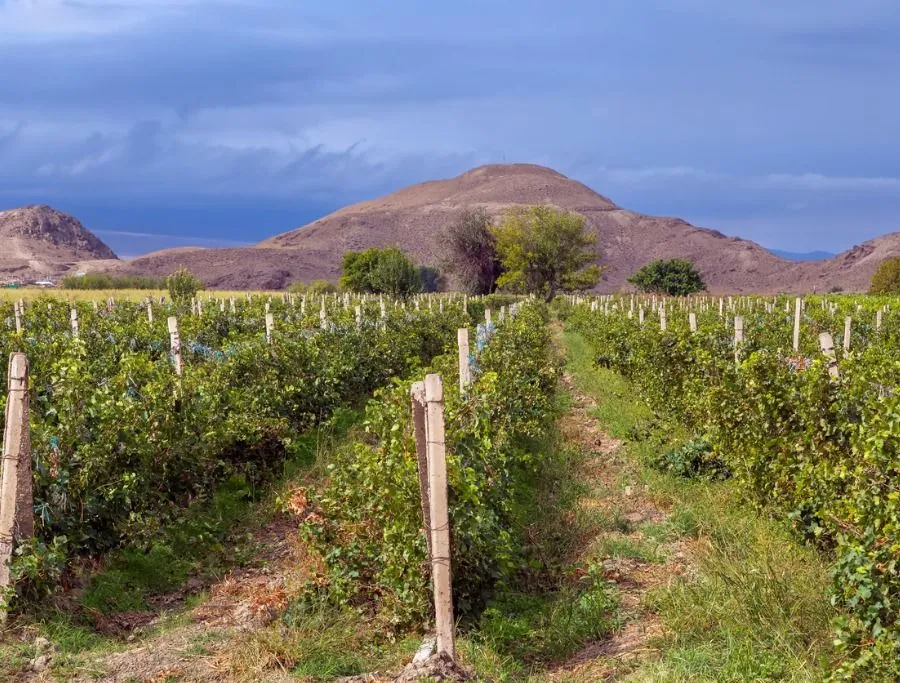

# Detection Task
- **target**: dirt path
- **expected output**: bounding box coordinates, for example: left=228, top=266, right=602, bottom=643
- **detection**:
left=538, top=329, right=694, bottom=682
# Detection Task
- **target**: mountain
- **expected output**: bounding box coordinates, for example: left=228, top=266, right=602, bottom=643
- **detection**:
left=5, top=165, right=899, bottom=293
left=256, top=163, right=794, bottom=293
left=0, top=205, right=118, bottom=282
left=769, top=249, right=836, bottom=262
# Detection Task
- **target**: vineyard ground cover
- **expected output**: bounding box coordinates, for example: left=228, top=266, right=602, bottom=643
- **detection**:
left=0, top=289, right=286, bottom=304
left=0, top=408, right=368, bottom=681
left=535, top=329, right=835, bottom=682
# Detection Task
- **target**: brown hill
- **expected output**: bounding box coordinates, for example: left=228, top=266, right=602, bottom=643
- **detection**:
left=0, top=205, right=117, bottom=282
left=7, top=165, right=897, bottom=292
left=256, top=163, right=797, bottom=293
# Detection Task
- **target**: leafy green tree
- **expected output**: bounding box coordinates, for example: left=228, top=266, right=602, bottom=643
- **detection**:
left=492, top=205, right=602, bottom=301
left=340, top=247, right=423, bottom=297
left=869, top=257, right=900, bottom=294
left=628, top=259, right=705, bottom=296
left=440, top=207, right=502, bottom=294
left=166, top=267, right=203, bottom=306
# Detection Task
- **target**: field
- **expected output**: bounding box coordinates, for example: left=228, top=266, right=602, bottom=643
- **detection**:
left=0, top=290, right=897, bottom=681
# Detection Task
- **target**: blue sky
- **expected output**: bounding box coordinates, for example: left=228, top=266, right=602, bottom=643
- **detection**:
left=1, top=0, right=899, bottom=257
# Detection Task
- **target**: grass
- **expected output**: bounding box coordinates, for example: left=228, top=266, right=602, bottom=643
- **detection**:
left=0, top=288, right=286, bottom=303
left=561, top=328, right=836, bottom=682
left=0, top=407, right=362, bottom=680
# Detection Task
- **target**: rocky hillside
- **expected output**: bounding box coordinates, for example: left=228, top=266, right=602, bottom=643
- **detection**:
left=0, top=205, right=117, bottom=282
left=4, top=166, right=898, bottom=292
left=257, top=164, right=796, bottom=293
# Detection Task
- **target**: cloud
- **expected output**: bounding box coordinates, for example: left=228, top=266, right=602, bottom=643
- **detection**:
left=0, top=0, right=899, bottom=253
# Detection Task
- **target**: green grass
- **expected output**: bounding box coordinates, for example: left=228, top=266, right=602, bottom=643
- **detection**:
left=561, top=328, right=836, bottom=682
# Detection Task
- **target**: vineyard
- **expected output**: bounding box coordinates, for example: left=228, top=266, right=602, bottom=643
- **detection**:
left=562, top=293, right=899, bottom=679
left=0, top=289, right=898, bottom=680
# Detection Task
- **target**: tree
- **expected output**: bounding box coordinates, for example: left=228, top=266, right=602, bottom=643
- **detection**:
left=340, top=247, right=423, bottom=297
left=869, top=257, right=900, bottom=294
left=628, top=259, right=705, bottom=296
left=417, top=266, right=443, bottom=293
left=167, top=267, right=203, bottom=307
left=492, top=205, right=602, bottom=301
left=440, top=208, right=502, bottom=295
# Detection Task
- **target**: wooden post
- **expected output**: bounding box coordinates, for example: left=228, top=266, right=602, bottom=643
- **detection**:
left=876, top=309, right=883, bottom=331
left=265, top=313, right=274, bottom=344
left=355, top=305, right=362, bottom=329
left=424, top=374, right=454, bottom=659
left=13, top=302, right=21, bottom=334
left=70, top=308, right=79, bottom=339
left=819, top=333, right=840, bottom=379
left=410, top=382, right=432, bottom=560
left=659, top=306, right=667, bottom=331
left=457, top=328, right=470, bottom=392
left=843, top=317, right=852, bottom=353
left=167, top=317, right=182, bottom=376
left=734, top=316, right=744, bottom=363
left=793, top=297, right=802, bottom=352
left=0, top=353, right=31, bottom=618
left=485, top=308, right=492, bottom=325
left=689, top=312, right=697, bottom=333
left=230, top=297, right=236, bottom=314
left=147, top=301, right=153, bottom=323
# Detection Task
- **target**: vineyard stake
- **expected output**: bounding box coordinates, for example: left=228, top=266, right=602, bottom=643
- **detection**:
left=457, top=328, right=471, bottom=392
left=793, top=297, right=801, bottom=352
left=734, top=316, right=744, bottom=363
left=689, top=312, right=697, bottom=333
left=410, top=382, right=432, bottom=560
left=424, top=374, right=455, bottom=659
left=265, top=313, right=274, bottom=344
left=843, top=317, right=852, bottom=353
left=0, top=352, right=31, bottom=621
left=70, top=308, right=79, bottom=339
left=819, top=333, right=840, bottom=379
left=13, top=303, right=21, bottom=334
left=167, top=317, right=183, bottom=376
left=147, top=301, right=153, bottom=323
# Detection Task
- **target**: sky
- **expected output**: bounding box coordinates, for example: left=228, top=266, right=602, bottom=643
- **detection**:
left=1, top=0, right=899, bottom=257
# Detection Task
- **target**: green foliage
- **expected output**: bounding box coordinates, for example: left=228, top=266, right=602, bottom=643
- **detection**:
left=653, top=438, right=730, bottom=480
left=166, top=267, right=203, bottom=306
left=628, top=258, right=706, bottom=296
left=478, top=564, right=617, bottom=663
left=492, top=206, right=602, bottom=301
left=0, top=294, right=475, bottom=613
left=339, top=247, right=424, bottom=297
left=61, top=273, right=167, bottom=290
left=303, top=304, right=560, bottom=628
left=289, top=279, right=338, bottom=294
left=869, top=257, right=900, bottom=294
left=440, top=207, right=502, bottom=295
left=417, top=265, right=443, bottom=293
left=565, top=295, right=900, bottom=677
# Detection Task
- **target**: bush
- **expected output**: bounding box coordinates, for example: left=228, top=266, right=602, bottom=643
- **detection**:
left=62, top=273, right=167, bottom=290
left=869, top=257, right=900, bottom=294
left=340, top=248, right=425, bottom=298
left=628, top=259, right=705, bottom=296
left=166, top=267, right=203, bottom=307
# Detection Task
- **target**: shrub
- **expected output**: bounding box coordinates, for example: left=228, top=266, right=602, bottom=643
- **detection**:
left=628, top=259, right=705, bottom=296
left=869, top=257, right=900, bottom=294
left=166, top=267, right=203, bottom=307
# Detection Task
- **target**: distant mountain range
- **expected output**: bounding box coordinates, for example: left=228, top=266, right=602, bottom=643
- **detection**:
left=768, top=249, right=837, bottom=262
left=2, top=164, right=898, bottom=293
